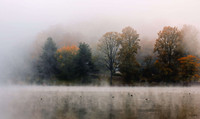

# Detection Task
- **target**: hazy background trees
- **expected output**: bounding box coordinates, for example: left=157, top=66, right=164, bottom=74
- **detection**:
left=181, top=25, right=200, bottom=56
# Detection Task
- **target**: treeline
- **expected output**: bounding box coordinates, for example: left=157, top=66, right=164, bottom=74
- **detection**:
left=33, top=25, right=200, bottom=85
left=35, top=39, right=97, bottom=84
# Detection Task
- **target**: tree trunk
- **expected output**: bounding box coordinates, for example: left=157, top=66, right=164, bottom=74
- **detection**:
left=110, top=71, right=113, bottom=86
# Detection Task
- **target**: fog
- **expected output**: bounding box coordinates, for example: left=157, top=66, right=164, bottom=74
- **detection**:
left=1, top=0, right=200, bottom=82
left=1, top=86, right=200, bottom=119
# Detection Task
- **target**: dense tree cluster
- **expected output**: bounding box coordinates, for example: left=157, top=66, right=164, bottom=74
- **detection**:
left=56, top=45, right=79, bottom=79
left=34, top=25, right=200, bottom=85
left=36, top=39, right=95, bottom=84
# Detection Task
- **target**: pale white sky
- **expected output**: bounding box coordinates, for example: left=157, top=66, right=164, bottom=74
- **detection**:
left=1, top=0, right=200, bottom=40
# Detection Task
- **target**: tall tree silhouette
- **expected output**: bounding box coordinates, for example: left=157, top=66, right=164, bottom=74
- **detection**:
left=98, top=32, right=121, bottom=85
left=37, top=37, right=58, bottom=80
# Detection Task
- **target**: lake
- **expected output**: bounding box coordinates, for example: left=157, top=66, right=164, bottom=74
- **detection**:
left=0, top=86, right=199, bottom=119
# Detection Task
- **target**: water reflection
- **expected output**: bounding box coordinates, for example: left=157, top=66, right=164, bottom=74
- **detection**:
left=0, top=86, right=199, bottom=119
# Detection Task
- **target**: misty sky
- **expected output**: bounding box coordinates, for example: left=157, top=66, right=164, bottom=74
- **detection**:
left=1, top=0, right=200, bottom=82
left=1, top=0, right=200, bottom=40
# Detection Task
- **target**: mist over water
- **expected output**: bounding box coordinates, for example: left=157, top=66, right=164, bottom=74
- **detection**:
left=0, top=86, right=199, bottom=119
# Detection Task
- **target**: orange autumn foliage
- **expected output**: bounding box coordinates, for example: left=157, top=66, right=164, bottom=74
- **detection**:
left=57, top=45, right=79, bottom=55
left=56, top=45, right=79, bottom=69
left=178, top=55, right=200, bottom=81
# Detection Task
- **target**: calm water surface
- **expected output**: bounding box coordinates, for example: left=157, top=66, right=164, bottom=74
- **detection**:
left=0, top=86, right=199, bottom=119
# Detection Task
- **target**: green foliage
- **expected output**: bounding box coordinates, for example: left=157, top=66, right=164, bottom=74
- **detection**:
left=37, top=37, right=58, bottom=79
left=56, top=45, right=78, bottom=80
left=75, top=42, right=95, bottom=83
left=55, top=43, right=96, bottom=83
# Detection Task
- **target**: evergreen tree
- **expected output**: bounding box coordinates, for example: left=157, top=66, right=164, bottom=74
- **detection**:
left=37, top=37, right=58, bottom=80
left=75, top=42, right=93, bottom=82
